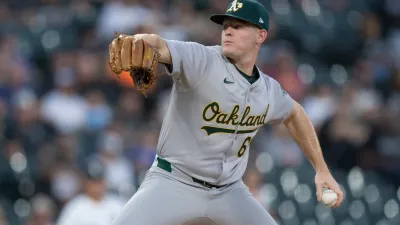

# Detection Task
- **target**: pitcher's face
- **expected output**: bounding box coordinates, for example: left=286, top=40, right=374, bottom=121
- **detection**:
left=221, top=18, right=260, bottom=60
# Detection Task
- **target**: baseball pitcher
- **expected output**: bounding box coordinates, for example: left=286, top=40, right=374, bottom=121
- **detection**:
left=108, top=0, right=344, bottom=224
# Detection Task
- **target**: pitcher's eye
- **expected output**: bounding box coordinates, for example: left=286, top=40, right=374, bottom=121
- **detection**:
left=223, top=24, right=241, bottom=30
left=232, top=24, right=241, bottom=29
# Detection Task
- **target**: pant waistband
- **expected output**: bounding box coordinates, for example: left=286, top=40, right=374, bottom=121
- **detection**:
left=156, top=157, right=226, bottom=189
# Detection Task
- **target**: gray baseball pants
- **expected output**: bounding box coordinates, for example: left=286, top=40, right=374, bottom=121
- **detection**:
left=111, top=157, right=278, bottom=225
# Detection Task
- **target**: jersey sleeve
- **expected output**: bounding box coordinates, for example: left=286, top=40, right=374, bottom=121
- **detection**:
left=163, top=39, right=212, bottom=91
left=266, top=77, right=294, bottom=125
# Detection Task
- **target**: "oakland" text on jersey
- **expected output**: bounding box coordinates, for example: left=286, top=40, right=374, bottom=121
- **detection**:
left=201, top=102, right=270, bottom=135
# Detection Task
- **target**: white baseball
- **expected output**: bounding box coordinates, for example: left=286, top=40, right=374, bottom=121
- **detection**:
left=321, top=189, right=338, bottom=208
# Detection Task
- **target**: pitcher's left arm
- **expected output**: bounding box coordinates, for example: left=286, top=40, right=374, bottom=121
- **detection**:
left=283, top=101, right=343, bottom=208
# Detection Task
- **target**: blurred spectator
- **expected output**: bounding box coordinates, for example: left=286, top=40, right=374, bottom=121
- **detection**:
left=0, top=35, right=30, bottom=101
left=126, top=129, right=158, bottom=182
left=75, top=52, right=105, bottom=93
left=40, top=67, right=88, bottom=134
left=95, top=129, right=136, bottom=196
left=266, top=51, right=306, bottom=101
left=3, top=89, right=57, bottom=180
left=302, top=84, right=336, bottom=132
left=318, top=83, right=373, bottom=171
left=84, top=88, right=112, bottom=132
left=55, top=158, right=124, bottom=225
left=258, top=124, right=304, bottom=167
left=26, top=194, right=56, bottom=225
left=114, top=89, right=144, bottom=130
left=351, top=59, right=383, bottom=122
left=50, top=162, right=80, bottom=207
left=96, top=0, right=161, bottom=41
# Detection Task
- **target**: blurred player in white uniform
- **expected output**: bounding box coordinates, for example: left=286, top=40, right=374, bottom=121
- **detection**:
left=56, top=159, right=124, bottom=225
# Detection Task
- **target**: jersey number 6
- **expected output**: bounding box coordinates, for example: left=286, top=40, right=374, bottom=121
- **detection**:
left=237, top=137, right=252, bottom=157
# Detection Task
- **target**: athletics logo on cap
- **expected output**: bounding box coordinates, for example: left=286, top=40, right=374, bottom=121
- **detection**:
left=227, top=0, right=243, bottom=12
left=210, top=0, right=270, bottom=31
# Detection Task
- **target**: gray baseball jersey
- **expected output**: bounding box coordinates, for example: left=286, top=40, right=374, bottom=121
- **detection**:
left=112, top=40, right=293, bottom=225
left=156, top=39, right=293, bottom=185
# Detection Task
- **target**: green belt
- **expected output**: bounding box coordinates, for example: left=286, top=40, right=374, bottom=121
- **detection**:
left=156, top=157, right=226, bottom=189
left=156, top=157, right=172, bottom=172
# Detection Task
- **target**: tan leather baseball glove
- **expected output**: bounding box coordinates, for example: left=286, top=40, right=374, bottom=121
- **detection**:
left=109, top=33, right=161, bottom=96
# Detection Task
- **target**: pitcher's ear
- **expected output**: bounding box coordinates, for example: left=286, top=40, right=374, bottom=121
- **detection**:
left=257, top=29, right=268, bottom=44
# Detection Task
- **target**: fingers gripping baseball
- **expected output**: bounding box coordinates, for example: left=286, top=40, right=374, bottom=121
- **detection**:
left=315, top=171, right=344, bottom=208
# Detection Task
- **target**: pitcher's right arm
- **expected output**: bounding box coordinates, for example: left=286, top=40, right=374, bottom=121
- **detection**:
left=133, top=34, right=172, bottom=65
left=110, top=33, right=214, bottom=91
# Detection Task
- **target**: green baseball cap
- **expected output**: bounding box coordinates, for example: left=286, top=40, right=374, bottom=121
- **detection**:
left=210, top=0, right=269, bottom=31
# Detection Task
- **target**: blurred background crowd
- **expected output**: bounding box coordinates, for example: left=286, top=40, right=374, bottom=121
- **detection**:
left=0, top=0, right=400, bottom=224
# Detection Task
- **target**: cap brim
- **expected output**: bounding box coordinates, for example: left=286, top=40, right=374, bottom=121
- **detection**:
left=210, top=14, right=228, bottom=25
left=210, top=14, right=251, bottom=25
